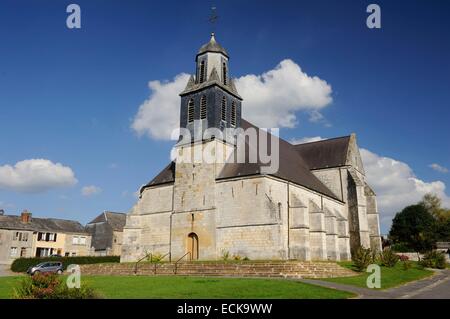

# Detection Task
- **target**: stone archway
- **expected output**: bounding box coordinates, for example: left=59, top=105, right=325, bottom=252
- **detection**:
left=187, top=232, right=199, bottom=260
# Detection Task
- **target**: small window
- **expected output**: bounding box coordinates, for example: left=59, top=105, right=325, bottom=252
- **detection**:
left=221, top=96, right=227, bottom=122
left=187, top=99, right=195, bottom=123
left=10, top=247, right=17, bottom=257
left=20, top=247, right=26, bottom=257
left=72, top=236, right=79, bottom=245
left=200, top=95, right=207, bottom=119
left=222, top=62, right=227, bottom=85
left=79, top=237, right=86, bottom=245
left=231, top=101, right=237, bottom=126
left=22, top=233, right=28, bottom=242
left=199, top=61, right=206, bottom=83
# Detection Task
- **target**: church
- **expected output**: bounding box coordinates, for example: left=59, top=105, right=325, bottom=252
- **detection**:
left=121, top=33, right=382, bottom=262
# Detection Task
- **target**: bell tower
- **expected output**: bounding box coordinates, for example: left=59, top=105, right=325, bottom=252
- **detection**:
left=179, top=33, right=242, bottom=144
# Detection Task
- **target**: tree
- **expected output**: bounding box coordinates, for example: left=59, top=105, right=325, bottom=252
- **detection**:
left=389, top=204, right=436, bottom=255
left=419, top=193, right=450, bottom=222
left=419, top=193, right=450, bottom=242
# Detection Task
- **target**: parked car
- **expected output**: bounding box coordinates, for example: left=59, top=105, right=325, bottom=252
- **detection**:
left=27, top=262, right=64, bottom=276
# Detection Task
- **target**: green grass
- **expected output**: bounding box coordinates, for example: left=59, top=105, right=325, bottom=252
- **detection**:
left=0, top=275, right=354, bottom=299
left=323, top=262, right=434, bottom=289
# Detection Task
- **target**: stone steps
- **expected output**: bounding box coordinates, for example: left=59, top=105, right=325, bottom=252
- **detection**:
left=79, top=261, right=356, bottom=279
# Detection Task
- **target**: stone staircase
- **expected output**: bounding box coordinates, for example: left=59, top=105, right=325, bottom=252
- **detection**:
left=79, top=261, right=356, bottom=279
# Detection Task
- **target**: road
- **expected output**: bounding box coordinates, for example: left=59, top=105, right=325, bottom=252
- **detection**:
left=300, top=269, right=450, bottom=299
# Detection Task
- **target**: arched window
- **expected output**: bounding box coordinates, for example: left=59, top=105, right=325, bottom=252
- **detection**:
left=187, top=99, right=194, bottom=123
left=221, top=96, right=227, bottom=122
left=231, top=101, right=237, bottom=126
left=222, top=62, right=227, bottom=85
left=200, top=95, right=207, bottom=119
left=199, top=61, right=206, bottom=83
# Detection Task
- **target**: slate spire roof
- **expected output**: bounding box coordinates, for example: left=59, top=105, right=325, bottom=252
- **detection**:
left=197, top=32, right=229, bottom=59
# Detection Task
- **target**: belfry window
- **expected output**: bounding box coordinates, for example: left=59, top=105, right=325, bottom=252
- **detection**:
left=231, top=101, right=237, bottom=126
left=222, top=62, right=227, bottom=85
left=199, top=61, right=206, bottom=83
left=221, top=96, right=227, bottom=122
left=188, top=99, right=195, bottom=123
left=200, top=95, right=207, bottom=119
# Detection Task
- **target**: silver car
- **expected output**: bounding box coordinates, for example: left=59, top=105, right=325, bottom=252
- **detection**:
left=27, top=262, right=64, bottom=275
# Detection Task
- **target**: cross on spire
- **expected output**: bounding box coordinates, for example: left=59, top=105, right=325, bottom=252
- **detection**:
left=208, top=6, right=218, bottom=32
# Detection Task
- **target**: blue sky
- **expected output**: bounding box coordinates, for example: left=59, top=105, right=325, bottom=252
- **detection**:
left=0, top=0, right=449, bottom=233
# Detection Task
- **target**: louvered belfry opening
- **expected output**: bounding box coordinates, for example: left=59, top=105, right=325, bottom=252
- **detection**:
left=200, top=95, right=207, bottom=119
left=221, top=96, right=227, bottom=121
left=199, top=61, right=206, bottom=83
left=231, top=101, right=236, bottom=126
left=188, top=99, right=195, bottom=123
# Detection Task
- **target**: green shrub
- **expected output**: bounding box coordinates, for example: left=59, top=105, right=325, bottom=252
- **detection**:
left=379, top=248, right=400, bottom=267
left=221, top=250, right=230, bottom=261
left=13, top=273, right=102, bottom=299
left=11, top=256, right=120, bottom=273
left=390, top=243, right=411, bottom=253
left=352, top=247, right=374, bottom=272
left=419, top=251, right=447, bottom=269
left=148, top=253, right=164, bottom=262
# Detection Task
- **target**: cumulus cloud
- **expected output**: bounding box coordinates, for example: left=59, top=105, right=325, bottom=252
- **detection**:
left=361, top=149, right=450, bottom=231
left=131, top=59, right=332, bottom=140
left=0, top=159, right=77, bottom=193
left=131, top=73, right=190, bottom=140
left=290, top=136, right=324, bottom=144
left=236, top=59, right=332, bottom=128
left=429, top=163, right=448, bottom=174
left=81, top=185, right=102, bottom=197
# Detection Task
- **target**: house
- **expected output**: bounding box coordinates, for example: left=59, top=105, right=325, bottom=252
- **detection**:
left=0, top=210, right=92, bottom=264
left=86, top=211, right=126, bottom=256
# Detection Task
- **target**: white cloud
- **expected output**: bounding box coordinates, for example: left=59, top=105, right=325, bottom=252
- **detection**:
left=0, top=159, right=77, bottom=193
left=290, top=136, right=324, bottom=144
left=237, top=59, right=333, bottom=128
left=81, top=185, right=102, bottom=197
left=361, top=149, right=450, bottom=231
left=131, top=73, right=190, bottom=140
left=131, top=59, right=332, bottom=140
left=429, top=163, right=448, bottom=174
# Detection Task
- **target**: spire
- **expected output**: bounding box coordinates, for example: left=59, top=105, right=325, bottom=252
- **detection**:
left=197, top=33, right=229, bottom=59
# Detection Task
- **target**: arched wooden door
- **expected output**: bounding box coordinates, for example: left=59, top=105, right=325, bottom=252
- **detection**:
left=187, top=233, right=199, bottom=260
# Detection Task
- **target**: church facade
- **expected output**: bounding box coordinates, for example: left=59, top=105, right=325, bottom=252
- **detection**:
left=121, top=34, right=382, bottom=262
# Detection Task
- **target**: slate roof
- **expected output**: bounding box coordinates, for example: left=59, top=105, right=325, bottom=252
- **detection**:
left=0, top=215, right=88, bottom=234
left=292, top=136, right=351, bottom=170
left=197, top=33, right=229, bottom=58
left=87, top=211, right=126, bottom=232
left=140, top=119, right=344, bottom=201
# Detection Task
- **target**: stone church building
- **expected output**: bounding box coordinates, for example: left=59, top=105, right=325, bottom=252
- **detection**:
left=121, top=34, right=382, bottom=262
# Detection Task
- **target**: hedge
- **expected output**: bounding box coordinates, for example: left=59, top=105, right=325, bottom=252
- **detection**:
left=11, top=256, right=120, bottom=273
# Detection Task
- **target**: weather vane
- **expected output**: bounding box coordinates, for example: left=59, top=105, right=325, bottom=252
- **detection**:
left=208, top=6, right=218, bottom=33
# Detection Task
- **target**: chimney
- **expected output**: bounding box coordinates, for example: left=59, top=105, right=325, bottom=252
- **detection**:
left=0, top=209, right=4, bottom=216
left=21, top=210, right=32, bottom=223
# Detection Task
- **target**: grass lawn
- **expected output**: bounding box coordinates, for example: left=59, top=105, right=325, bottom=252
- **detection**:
left=323, top=262, right=434, bottom=289
left=0, top=275, right=354, bottom=299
